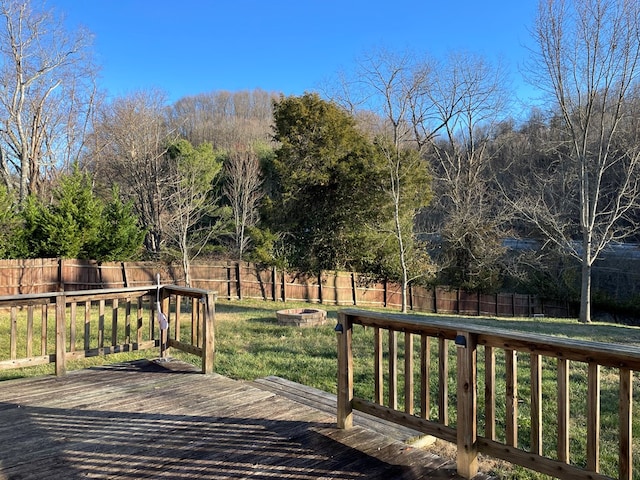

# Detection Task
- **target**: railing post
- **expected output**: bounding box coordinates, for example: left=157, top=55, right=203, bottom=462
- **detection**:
left=336, top=311, right=353, bottom=429
left=456, top=330, right=478, bottom=479
left=55, top=293, right=67, bottom=376
left=202, top=291, right=216, bottom=374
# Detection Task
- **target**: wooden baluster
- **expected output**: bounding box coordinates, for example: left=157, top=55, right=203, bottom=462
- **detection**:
left=98, top=299, right=105, bottom=349
left=438, top=337, right=448, bottom=425
left=505, top=349, right=518, bottom=448
left=55, top=293, right=66, bottom=376
left=111, top=298, right=119, bottom=346
left=389, top=330, right=397, bottom=410
left=125, top=297, right=131, bottom=344
left=557, top=358, right=570, bottom=463
left=405, top=332, right=414, bottom=414
left=619, top=368, right=632, bottom=480
left=191, top=297, right=197, bottom=347
left=10, top=306, right=17, bottom=359
left=69, top=302, right=76, bottom=352
left=484, top=346, right=496, bottom=440
left=587, top=362, right=600, bottom=473
left=175, top=295, right=181, bottom=342
left=420, top=335, right=430, bottom=419
left=26, top=305, right=34, bottom=357
left=531, top=353, right=542, bottom=455
left=374, top=327, right=383, bottom=404
left=137, top=296, right=143, bottom=344
left=84, top=301, right=91, bottom=351
left=41, top=303, right=48, bottom=356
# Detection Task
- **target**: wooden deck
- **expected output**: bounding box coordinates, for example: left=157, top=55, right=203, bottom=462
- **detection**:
left=0, top=359, right=491, bottom=479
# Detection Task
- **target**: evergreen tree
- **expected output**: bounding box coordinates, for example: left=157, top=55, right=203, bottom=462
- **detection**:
left=266, top=93, right=389, bottom=272
left=88, top=187, right=146, bottom=261
left=19, top=169, right=145, bottom=260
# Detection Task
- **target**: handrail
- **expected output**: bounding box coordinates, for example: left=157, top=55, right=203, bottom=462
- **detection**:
left=336, top=309, right=639, bottom=480
left=0, top=285, right=216, bottom=376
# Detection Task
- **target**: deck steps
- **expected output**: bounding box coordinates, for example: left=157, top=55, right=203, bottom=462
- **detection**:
left=252, top=375, right=435, bottom=447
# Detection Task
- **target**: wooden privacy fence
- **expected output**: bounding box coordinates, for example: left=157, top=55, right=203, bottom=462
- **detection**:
left=0, top=259, right=572, bottom=318
left=0, top=285, right=216, bottom=375
left=336, top=309, right=640, bottom=480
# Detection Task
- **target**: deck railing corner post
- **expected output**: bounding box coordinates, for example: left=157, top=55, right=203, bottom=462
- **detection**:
left=336, top=311, right=353, bottom=429
left=456, top=330, right=478, bottom=479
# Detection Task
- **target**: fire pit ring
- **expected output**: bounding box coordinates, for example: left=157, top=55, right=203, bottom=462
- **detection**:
left=276, top=308, right=328, bottom=327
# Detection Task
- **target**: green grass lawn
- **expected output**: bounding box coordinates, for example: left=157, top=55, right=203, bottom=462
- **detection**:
left=3, top=298, right=640, bottom=479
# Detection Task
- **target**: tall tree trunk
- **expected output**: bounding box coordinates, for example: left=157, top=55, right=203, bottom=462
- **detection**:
left=579, top=245, right=592, bottom=323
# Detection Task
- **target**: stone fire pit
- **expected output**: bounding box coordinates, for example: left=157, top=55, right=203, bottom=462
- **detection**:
left=276, top=308, right=328, bottom=327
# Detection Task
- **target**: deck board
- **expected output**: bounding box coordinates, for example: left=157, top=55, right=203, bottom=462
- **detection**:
left=0, top=359, right=489, bottom=479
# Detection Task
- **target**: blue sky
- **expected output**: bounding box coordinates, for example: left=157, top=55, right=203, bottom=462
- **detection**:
left=49, top=1, right=539, bottom=105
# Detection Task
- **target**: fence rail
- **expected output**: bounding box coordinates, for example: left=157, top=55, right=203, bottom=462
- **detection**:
left=0, top=285, right=216, bottom=375
left=0, top=259, right=574, bottom=318
left=336, top=309, right=639, bottom=480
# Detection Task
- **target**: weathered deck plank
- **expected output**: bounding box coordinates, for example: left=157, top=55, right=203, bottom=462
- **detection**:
left=0, top=359, right=488, bottom=479
left=253, top=375, right=432, bottom=446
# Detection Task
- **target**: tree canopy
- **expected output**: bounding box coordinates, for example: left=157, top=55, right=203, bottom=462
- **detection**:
left=18, top=168, right=144, bottom=261
left=265, top=93, right=391, bottom=273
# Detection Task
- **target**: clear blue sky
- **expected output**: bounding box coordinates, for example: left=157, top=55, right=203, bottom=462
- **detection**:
left=49, top=1, right=539, bottom=104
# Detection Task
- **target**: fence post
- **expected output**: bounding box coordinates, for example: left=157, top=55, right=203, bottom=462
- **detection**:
left=271, top=266, right=277, bottom=301
left=236, top=262, right=242, bottom=300
left=336, top=312, right=353, bottom=429
left=55, top=293, right=67, bottom=376
left=456, top=330, right=478, bottom=479
left=121, top=262, right=129, bottom=287
left=433, top=286, right=438, bottom=314
left=409, top=282, right=413, bottom=311
left=282, top=271, right=287, bottom=302
left=351, top=272, right=357, bottom=306
left=202, top=291, right=216, bottom=374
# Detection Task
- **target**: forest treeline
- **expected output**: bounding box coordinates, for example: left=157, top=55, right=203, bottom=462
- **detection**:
left=0, top=0, right=639, bottom=320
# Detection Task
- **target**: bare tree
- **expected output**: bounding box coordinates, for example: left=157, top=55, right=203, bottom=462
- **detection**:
left=332, top=48, right=509, bottom=309
left=426, top=53, right=511, bottom=291
left=223, top=146, right=264, bottom=260
left=87, top=89, right=175, bottom=255
left=163, top=139, right=225, bottom=286
left=332, top=48, right=436, bottom=312
left=0, top=0, right=97, bottom=201
left=518, top=0, right=640, bottom=322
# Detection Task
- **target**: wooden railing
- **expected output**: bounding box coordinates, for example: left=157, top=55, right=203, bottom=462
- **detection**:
left=0, top=285, right=216, bottom=376
left=336, top=309, right=640, bottom=480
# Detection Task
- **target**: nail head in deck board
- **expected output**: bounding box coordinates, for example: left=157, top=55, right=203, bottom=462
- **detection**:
left=0, top=359, right=491, bottom=480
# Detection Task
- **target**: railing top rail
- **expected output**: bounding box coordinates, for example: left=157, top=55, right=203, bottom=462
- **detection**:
left=0, top=285, right=157, bottom=304
left=341, top=308, right=640, bottom=370
left=0, top=285, right=216, bottom=306
left=163, top=285, right=216, bottom=298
